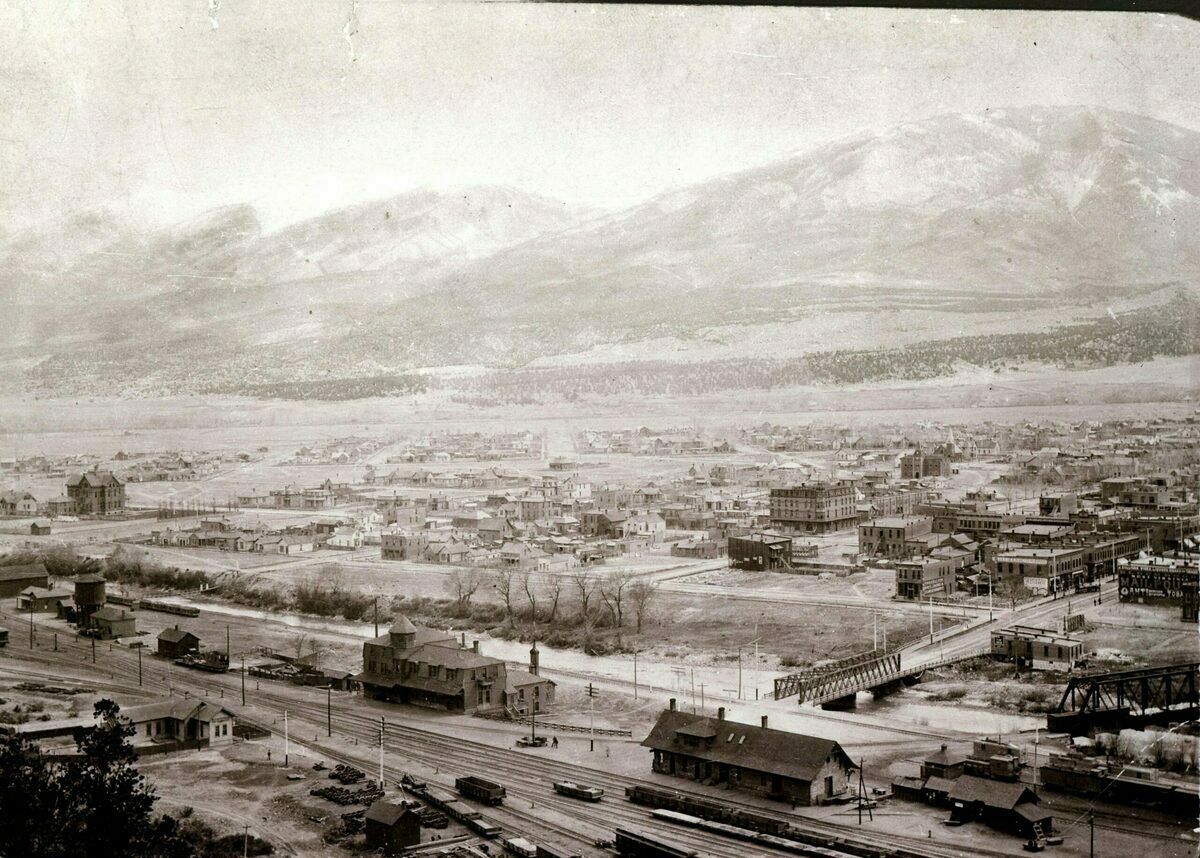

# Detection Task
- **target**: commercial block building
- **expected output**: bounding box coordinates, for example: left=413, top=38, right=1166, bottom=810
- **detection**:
left=769, top=482, right=857, bottom=534
left=858, top=516, right=934, bottom=558
left=895, top=556, right=956, bottom=599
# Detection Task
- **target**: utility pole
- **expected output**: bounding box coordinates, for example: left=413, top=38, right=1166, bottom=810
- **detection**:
left=92, top=636, right=96, bottom=663
left=737, top=648, right=742, bottom=700
left=243, top=825, right=249, bottom=858
left=138, top=646, right=143, bottom=687
left=379, top=717, right=386, bottom=786
left=873, top=614, right=877, bottom=651
left=29, top=601, right=34, bottom=649
left=283, top=710, right=289, bottom=768
left=690, top=668, right=696, bottom=713
left=633, top=652, right=638, bottom=701
left=241, top=655, right=246, bottom=705
left=226, top=624, right=231, bottom=665
left=586, top=683, right=596, bottom=752
left=1088, top=811, right=1094, bottom=858
left=929, top=597, right=934, bottom=643
left=373, top=597, right=379, bottom=638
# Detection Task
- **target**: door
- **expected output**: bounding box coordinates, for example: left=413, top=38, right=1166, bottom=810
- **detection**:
left=824, top=776, right=834, bottom=798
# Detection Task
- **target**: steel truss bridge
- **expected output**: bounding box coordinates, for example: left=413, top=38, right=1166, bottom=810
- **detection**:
left=772, top=646, right=987, bottom=708
left=1050, top=661, right=1198, bottom=732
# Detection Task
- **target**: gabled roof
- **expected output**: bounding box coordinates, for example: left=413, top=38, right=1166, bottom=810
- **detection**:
left=948, top=775, right=1038, bottom=810
left=365, top=799, right=413, bottom=827
left=0, top=562, right=49, bottom=582
left=158, top=627, right=199, bottom=643
left=67, top=471, right=124, bottom=488
left=641, top=710, right=855, bottom=783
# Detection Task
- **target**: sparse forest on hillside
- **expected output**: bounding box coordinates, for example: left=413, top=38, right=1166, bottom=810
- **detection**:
left=449, top=296, right=1198, bottom=405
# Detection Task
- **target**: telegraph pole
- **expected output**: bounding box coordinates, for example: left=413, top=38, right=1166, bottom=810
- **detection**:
left=241, top=655, right=246, bottom=705
left=327, top=686, right=332, bottom=737
left=633, top=651, right=638, bottom=701
left=91, top=636, right=96, bottom=663
left=928, top=597, right=934, bottom=643
left=138, top=646, right=143, bottom=686
left=373, top=597, right=378, bottom=638
left=29, top=601, right=34, bottom=649
left=737, top=648, right=742, bottom=700
left=226, top=624, right=231, bottom=665
left=379, top=717, right=386, bottom=786
left=283, top=710, right=289, bottom=767
left=586, top=683, right=596, bottom=752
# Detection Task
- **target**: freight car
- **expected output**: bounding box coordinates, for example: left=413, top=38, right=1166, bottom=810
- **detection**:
left=553, top=780, right=605, bottom=802
left=407, top=783, right=503, bottom=839
left=624, top=784, right=787, bottom=835
left=613, top=827, right=699, bottom=858
left=139, top=599, right=201, bottom=618
left=649, top=809, right=855, bottom=858
left=456, top=775, right=507, bottom=806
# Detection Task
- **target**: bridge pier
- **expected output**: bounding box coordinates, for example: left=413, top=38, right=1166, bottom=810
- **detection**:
left=820, top=694, right=858, bottom=711
left=868, top=679, right=906, bottom=700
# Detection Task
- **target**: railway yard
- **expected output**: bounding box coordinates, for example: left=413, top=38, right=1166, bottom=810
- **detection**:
left=1, top=414, right=1197, bottom=858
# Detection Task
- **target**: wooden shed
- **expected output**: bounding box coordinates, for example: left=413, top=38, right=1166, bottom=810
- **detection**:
left=364, top=800, right=420, bottom=854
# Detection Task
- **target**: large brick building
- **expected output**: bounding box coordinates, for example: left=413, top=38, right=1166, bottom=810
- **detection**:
left=769, top=482, right=857, bottom=534
left=858, top=516, right=933, bottom=558
left=66, top=471, right=126, bottom=515
left=357, top=617, right=554, bottom=714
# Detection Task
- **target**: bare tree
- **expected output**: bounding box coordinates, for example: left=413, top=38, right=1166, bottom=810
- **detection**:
left=446, top=566, right=484, bottom=615
left=598, top=568, right=635, bottom=628
left=520, top=570, right=539, bottom=623
left=628, top=580, right=658, bottom=633
left=571, top=569, right=597, bottom=620
left=546, top=575, right=563, bottom=622
left=493, top=566, right=517, bottom=623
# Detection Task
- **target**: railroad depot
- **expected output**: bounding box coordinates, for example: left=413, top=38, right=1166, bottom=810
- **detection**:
left=641, top=702, right=856, bottom=805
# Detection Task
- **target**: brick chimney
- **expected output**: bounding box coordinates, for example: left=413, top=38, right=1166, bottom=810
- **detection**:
left=717, top=706, right=725, bottom=720
left=472, top=641, right=480, bottom=654
left=669, top=698, right=676, bottom=711
left=761, top=715, right=768, bottom=729
left=529, top=641, right=540, bottom=676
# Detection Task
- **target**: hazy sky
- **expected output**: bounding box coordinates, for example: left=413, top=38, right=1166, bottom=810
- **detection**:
left=1, top=3, right=1196, bottom=233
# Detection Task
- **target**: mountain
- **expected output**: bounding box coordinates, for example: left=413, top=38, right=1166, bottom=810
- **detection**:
left=4, top=106, right=1198, bottom=396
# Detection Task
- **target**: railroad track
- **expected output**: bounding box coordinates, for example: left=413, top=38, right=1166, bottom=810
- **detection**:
left=7, top=615, right=1166, bottom=858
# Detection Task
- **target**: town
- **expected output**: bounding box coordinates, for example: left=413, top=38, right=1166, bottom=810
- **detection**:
left=1, top=412, right=1196, bottom=857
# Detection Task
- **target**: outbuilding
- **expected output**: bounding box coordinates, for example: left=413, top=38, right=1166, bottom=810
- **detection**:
left=947, top=775, right=1051, bottom=839
left=364, top=800, right=420, bottom=854
left=0, top=562, right=50, bottom=598
left=157, top=626, right=200, bottom=659
left=90, top=605, right=137, bottom=639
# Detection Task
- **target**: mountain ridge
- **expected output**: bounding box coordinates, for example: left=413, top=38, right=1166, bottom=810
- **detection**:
left=4, top=105, right=1198, bottom=396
